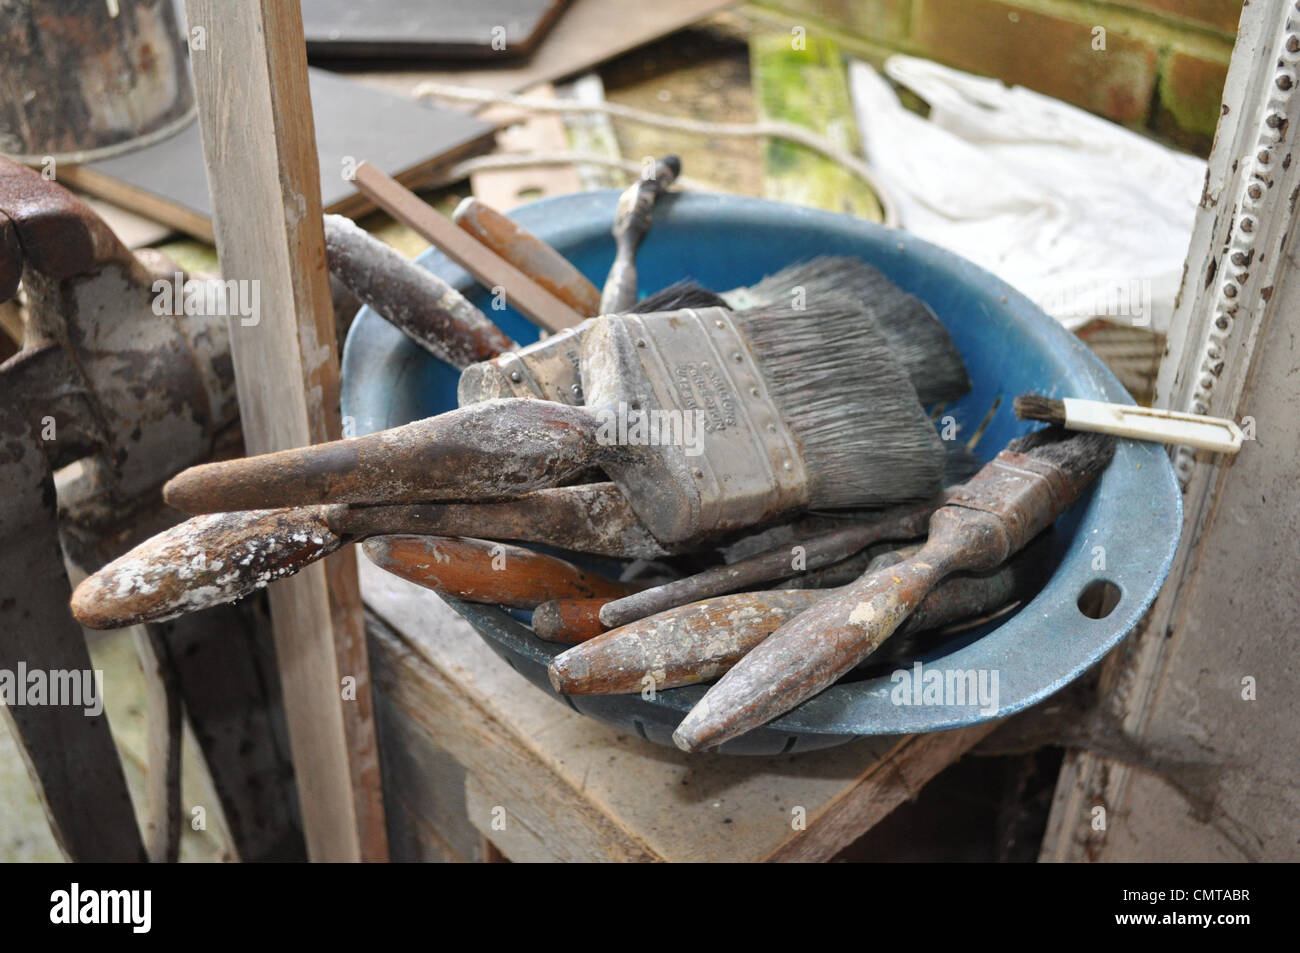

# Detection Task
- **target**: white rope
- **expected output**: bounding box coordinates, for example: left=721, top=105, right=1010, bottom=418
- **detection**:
left=414, top=81, right=900, bottom=228
left=426, top=151, right=714, bottom=192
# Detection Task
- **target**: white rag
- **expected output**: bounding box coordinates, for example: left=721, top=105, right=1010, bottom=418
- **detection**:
left=850, top=56, right=1206, bottom=333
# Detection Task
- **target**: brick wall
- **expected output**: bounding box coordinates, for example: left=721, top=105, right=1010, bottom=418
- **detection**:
left=748, top=0, right=1241, bottom=154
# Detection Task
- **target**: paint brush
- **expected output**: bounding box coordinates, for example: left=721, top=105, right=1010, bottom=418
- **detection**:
left=673, top=426, right=1116, bottom=751
left=721, top=257, right=970, bottom=405
left=600, top=155, right=680, bottom=313
left=352, top=162, right=585, bottom=332
left=323, top=213, right=516, bottom=365
left=1014, top=393, right=1243, bottom=453
left=596, top=491, right=953, bottom=629
left=546, top=538, right=1048, bottom=693
left=452, top=197, right=602, bottom=316
left=163, top=304, right=947, bottom=545
left=458, top=259, right=969, bottom=408
left=360, top=535, right=632, bottom=609
left=69, top=483, right=661, bottom=630
left=532, top=443, right=980, bottom=640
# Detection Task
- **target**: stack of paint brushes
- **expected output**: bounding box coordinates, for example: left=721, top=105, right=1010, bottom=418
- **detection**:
left=69, top=161, right=1122, bottom=749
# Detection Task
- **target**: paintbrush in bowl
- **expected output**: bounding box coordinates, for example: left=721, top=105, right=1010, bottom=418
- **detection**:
left=672, top=426, right=1116, bottom=751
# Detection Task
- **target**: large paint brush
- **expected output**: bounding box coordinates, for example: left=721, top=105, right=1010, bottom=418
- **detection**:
left=672, top=426, right=1116, bottom=751
left=547, top=537, right=1049, bottom=694
left=69, top=483, right=657, bottom=630
left=457, top=280, right=728, bottom=406
left=459, top=259, right=969, bottom=408
left=163, top=304, right=947, bottom=545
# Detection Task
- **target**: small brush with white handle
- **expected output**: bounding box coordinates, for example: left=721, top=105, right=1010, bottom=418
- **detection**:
left=1014, top=394, right=1243, bottom=453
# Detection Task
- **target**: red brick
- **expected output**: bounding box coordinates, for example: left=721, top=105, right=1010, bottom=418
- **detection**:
left=912, top=0, right=1158, bottom=124
left=1157, top=50, right=1230, bottom=137
left=1107, top=0, right=1242, bottom=35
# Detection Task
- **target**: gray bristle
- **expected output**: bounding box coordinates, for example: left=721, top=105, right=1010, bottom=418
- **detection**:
left=744, top=257, right=970, bottom=405
left=1013, top=394, right=1067, bottom=424
left=732, top=304, right=947, bottom=508
left=1007, top=425, right=1117, bottom=477
left=942, top=441, right=982, bottom=486
left=632, top=280, right=728, bottom=313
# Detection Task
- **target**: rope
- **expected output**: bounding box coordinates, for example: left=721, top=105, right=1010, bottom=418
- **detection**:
left=413, top=81, right=899, bottom=228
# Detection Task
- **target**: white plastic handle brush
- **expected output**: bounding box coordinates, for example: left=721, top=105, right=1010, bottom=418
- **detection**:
left=1014, top=394, right=1243, bottom=454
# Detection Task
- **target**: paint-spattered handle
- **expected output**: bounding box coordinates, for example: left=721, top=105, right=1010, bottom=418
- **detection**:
left=552, top=589, right=820, bottom=696
left=71, top=507, right=346, bottom=629
left=363, top=536, right=632, bottom=610
left=163, top=398, right=600, bottom=514
left=673, top=555, right=945, bottom=752
left=600, top=156, right=680, bottom=314
left=453, top=198, right=601, bottom=316
left=324, top=213, right=514, bottom=368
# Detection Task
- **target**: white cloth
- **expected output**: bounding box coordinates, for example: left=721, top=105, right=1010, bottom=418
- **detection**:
left=850, top=56, right=1206, bottom=332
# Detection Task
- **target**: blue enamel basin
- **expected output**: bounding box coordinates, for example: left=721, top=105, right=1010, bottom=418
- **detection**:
left=342, top=190, right=1182, bottom=755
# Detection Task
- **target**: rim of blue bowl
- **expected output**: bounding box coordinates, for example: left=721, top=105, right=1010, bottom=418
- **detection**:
left=342, top=189, right=1183, bottom=738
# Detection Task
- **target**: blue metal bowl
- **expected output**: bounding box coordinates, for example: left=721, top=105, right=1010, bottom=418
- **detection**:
left=343, top=191, right=1182, bottom=755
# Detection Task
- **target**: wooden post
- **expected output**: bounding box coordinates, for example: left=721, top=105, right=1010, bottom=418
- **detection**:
left=184, top=0, right=387, bottom=861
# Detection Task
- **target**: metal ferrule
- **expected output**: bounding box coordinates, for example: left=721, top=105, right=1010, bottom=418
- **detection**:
left=580, top=307, right=810, bottom=543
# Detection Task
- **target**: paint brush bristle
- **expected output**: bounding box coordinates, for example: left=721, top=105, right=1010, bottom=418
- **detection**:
left=738, top=257, right=971, bottom=404
left=1013, top=393, right=1067, bottom=425
left=1008, top=424, right=1117, bottom=478
left=731, top=303, right=947, bottom=509
left=630, top=280, right=727, bottom=313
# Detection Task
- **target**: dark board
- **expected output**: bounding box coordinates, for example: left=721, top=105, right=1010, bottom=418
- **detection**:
left=60, top=68, right=495, bottom=243
left=301, top=0, right=569, bottom=60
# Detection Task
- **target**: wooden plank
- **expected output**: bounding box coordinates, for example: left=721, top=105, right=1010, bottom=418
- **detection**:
left=302, top=0, right=568, bottom=59
left=59, top=69, right=495, bottom=244
left=133, top=627, right=182, bottom=863
left=362, top=557, right=982, bottom=863
left=354, top=162, right=585, bottom=331
left=185, top=0, right=386, bottom=862
left=751, top=33, right=882, bottom=220
left=557, top=73, right=626, bottom=191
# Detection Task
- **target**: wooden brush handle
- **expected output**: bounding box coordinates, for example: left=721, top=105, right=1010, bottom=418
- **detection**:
left=532, top=598, right=608, bottom=644
left=600, top=156, right=679, bottom=313
left=598, top=494, right=945, bottom=628
left=71, top=507, right=347, bottom=629
left=323, top=213, right=514, bottom=367
left=453, top=197, right=601, bottom=316
left=163, top=399, right=601, bottom=514
left=551, top=543, right=1023, bottom=696
left=363, top=536, right=632, bottom=609
left=353, top=162, right=584, bottom=332
left=672, top=508, right=1005, bottom=751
